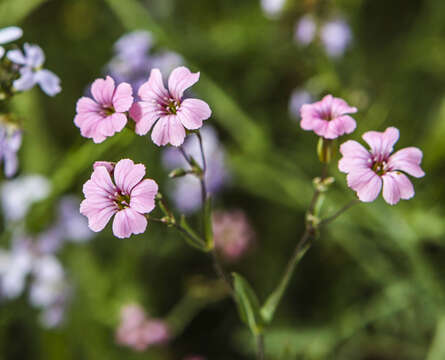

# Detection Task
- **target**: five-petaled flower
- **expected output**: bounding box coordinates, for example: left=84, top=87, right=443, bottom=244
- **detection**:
left=7, top=43, right=61, bottom=96
left=339, top=127, right=425, bottom=205
left=74, top=76, right=133, bottom=143
left=300, top=94, right=357, bottom=139
left=130, top=66, right=211, bottom=147
left=80, top=159, right=158, bottom=238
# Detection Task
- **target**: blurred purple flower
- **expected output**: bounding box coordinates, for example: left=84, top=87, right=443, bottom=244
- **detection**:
left=289, top=88, right=312, bottom=120
left=0, top=26, right=22, bottom=59
left=0, top=124, right=22, bottom=178
left=213, top=210, right=254, bottom=262
left=1, top=175, right=51, bottom=221
left=162, top=126, right=230, bottom=213
left=58, top=196, right=94, bottom=243
left=114, top=31, right=153, bottom=65
left=294, top=15, right=316, bottom=45
left=116, top=303, right=170, bottom=351
left=320, top=19, right=352, bottom=58
left=7, top=43, right=61, bottom=96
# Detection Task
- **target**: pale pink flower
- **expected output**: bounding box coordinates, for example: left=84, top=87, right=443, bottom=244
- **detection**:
left=116, top=303, right=170, bottom=351
left=300, top=94, right=357, bottom=139
left=130, top=66, right=211, bottom=146
left=339, top=127, right=425, bottom=205
left=80, top=159, right=158, bottom=238
left=74, top=76, right=133, bottom=143
left=213, top=210, right=254, bottom=262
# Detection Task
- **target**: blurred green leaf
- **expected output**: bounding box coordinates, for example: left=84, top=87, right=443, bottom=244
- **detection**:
left=0, top=0, right=48, bottom=26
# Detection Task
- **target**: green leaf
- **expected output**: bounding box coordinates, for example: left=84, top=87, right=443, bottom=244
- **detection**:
left=179, top=215, right=207, bottom=252
left=232, top=272, right=264, bottom=335
left=204, top=197, right=214, bottom=249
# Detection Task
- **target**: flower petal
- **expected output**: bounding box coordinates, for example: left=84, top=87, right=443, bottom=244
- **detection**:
left=129, top=101, right=160, bottom=135
left=0, top=27, right=22, bottom=44
left=381, top=172, right=414, bottom=205
left=13, top=67, right=36, bottom=91
left=112, top=82, right=133, bottom=112
left=362, top=127, right=399, bottom=159
left=347, top=168, right=382, bottom=202
left=388, top=147, right=425, bottom=178
left=177, top=98, right=211, bottom=130
left=130, top=179, right=158, bottom=214
left=6, top=48, right=26, bottom=65
left=88, top=166, right=117, bottom=196
left=76, top=97, right=101, bottom=114
left=151, top=115, right=186, bottom=147
left=98, top=113, right=127, bottom=138
left=112, top=208, right=147, bottom=238
left=114, top=159, right=146, bottom=194
left=91, top=76, right=115, bottom=106
left=80, top=200, right=116, bottom=232
left=34, top=69, right=61, bottom=96
left=327, top=115, right=356, bottom=137
left=138, top=68, right=169, bottom=103
left=338, top=140, right=371, bottom=173
left=23, top=43, right=45, bottom=68
left=168, top=66, right=200, bottom=100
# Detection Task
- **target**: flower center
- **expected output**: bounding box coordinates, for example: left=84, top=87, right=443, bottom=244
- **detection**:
left=102, top=106, right=115, bottom=117
left=114, top=192, right=130, bottom=210
left=165, top=99, right=180, bottom=115
left=371, top=160, right=388, bottom=176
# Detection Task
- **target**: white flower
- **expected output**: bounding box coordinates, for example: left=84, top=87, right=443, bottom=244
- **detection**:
left=0, top=26, right=22, bottom=58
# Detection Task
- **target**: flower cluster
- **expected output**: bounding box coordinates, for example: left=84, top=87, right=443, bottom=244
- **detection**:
left=115, top=304, right=170, bottom=351
left=300, top=95, right=425, bottom=204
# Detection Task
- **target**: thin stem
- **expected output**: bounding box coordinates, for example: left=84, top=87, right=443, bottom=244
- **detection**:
left=211, top=248, right=233, bottom=293
left=196, top=132, right=208, bottom=215
left=179, top=146, right=191, bottom=165
left=319, top=198, right=360, bottom=227
left=256, top=334, right=265, bottom=360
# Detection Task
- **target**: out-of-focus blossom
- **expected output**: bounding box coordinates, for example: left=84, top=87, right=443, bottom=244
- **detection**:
left=339, top=127, right=425, bottom=205
left=320, top=19, right=352, bottom=58
left=130, top=66, right=211, bottom=146
left=0, top=26, right=22, bottom=59
left=260, top=0, right=286, bottom=18
left=1, top=175, right=51, bottom=221
left=116, top=303, right=170, bottom=351
left=162, top=126, right=229, bottom=213
left=289, top=89, right=312, bottom=119
left=80, top=159, right=158, bottom=238
left=213, top=210, right=254, bottom=262
left=300, top=94, right=357, bottom=139
left=107, top=31, right=183, bottom=93
left=0, top=239, right=33, bottom=298
left=74, top=76, right=133, bottom=143
left=294, top=15, right=316, bottom=45
left=0, top=123, right=22, bottom=177
left=7, top=43, right=61, bottom=96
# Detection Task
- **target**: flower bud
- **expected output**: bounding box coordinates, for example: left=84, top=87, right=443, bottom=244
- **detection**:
left=317, top=138, right=336, bottom=163
left=168, top=168, right=187, bottom=178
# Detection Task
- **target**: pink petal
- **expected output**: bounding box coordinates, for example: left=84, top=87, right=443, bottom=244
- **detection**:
left=138, top=69, right=169, bottom=103
left=112, top=208, right=148, bottom=238
left=88, top=166, right=117, bottom=196
left=362, top=127, right=399, bottom=158
left=80, top=200, right=116, bottom=232
left=177, top=98, right=211, bottom=130
left=347, top=168, right=382, bottom=202
left=330, top=97, right=357, bottom=116
left=338, top=140, right=371, bottom=173
left=114, top=159, right=146, bottom=194
left=151, top=115, right=186, bottom=147
left=112, top=82, right=134, bottom=112
left=76, top=97, right=100, bottom=114
left=130, top=179, right=158, bottom=213
left=388, top=147, right=425, bottom=178
left=129, top=101, right=160, bottom=136
left=168, top=66, right=200, bottom=100
left=327, top=115, right=356, bottom=138
left=381, top=172, right=410, bottom=205
left=98, top=113, right=127, bottom=138
left=91, top=76, right=115, bottom=106
left=93, top=161, right=115, bottom=173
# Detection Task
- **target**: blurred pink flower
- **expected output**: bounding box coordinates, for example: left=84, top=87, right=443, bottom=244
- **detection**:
left=74, top=76, right=133, bottom=143
left=213, top=210, right=254, bottom=262
left=130, top=66, right=211, bottom=146
left=116, top=304, right=170, bottom=351
left=300, top=94, right=357, bottom=139
left=339, top=127, right=425, bottom=205
left=80, top=159, right=158, bottom=238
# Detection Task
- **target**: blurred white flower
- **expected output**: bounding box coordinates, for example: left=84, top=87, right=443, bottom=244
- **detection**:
left=320, top=19, right=352, bottom=58
left=1, top=175, right=51, bottom=221
left=294, top=15, right=317, bottom=45
left=260, top=0, right=286, bottom=18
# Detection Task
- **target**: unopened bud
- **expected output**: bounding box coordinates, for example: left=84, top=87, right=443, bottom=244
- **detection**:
left=317, top=138, right=336, bottom=164
left=168, top=168, right=187, bottom=178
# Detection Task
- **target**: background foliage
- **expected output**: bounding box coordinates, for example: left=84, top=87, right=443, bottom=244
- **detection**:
left=1, top=0, right=444, bottom=359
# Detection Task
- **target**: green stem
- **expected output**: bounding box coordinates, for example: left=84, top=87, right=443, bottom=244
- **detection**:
left=256, top=333, right=265, bottom=360
left=319, top=198, right=360, bottom=227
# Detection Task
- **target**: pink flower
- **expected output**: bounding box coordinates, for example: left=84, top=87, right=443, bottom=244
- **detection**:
left=300, top=94, right=357, bottom=139
left=213, top=210, right=254, bottom=262
left=116, top=303, right=170, bottom=351
left=130, top=66, right=211, bottom=146
left=74, top=76, right=133, bottom=143
left=80, top=159, right=158, bottom=238
left=339, top=127, right=425, bottom=205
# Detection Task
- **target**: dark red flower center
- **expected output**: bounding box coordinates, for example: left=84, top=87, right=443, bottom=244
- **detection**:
left=114, top=192, right=130, bottom=210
